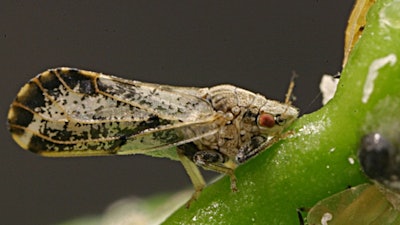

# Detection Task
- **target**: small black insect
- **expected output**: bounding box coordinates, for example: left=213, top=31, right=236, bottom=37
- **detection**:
left=359, top=132, right=400, bottom=191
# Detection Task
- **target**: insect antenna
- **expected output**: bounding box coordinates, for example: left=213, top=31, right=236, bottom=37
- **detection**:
left=284, top=71, right=297, bottom=106
left=305, top=92, right=322, bottom=112
left=282, top=71, right=298, bottom=116
left=304, top=72, right=340, bottom=113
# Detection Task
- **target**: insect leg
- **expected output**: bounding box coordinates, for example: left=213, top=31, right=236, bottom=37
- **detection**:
left=236, top=131, right=295, bottom=164
left=236, top=135, right=272, bottom=164
left=177, top=145, right=206, bottom=208
left=193, top=150, right=238, bottom=192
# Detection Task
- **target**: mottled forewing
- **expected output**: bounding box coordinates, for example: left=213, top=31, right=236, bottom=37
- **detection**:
left=8, top=68, right=218, bottom=159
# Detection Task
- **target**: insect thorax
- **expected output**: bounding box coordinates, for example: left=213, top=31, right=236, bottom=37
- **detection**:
left=187, top=85, right=267, bottom=160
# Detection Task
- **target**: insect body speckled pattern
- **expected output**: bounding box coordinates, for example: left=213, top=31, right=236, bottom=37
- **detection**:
left=8, top=68, right=298, bottom=207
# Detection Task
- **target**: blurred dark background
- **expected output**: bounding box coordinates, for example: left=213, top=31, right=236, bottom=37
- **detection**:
left=1, top=1, right=353, bottom=224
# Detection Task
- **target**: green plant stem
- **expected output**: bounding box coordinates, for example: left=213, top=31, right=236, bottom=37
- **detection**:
left=163, top=0, right=400, bottom=224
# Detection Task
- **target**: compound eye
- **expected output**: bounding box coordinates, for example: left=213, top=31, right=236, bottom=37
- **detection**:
left=275, top=114, right=286, bottom=126
left=258, top=113, right=275, bottom=128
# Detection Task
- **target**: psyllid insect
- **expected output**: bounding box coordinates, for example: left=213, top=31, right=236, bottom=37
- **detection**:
left=359, top=132, right=400, bottom=194
left=8, top=68, right=298, bottom=207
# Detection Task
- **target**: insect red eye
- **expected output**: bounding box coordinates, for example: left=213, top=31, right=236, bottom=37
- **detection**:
left=258, top=113, right=275, bottom=128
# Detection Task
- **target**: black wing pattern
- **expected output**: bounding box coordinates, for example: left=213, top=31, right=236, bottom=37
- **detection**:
left=8, top=68, right=220, bottom=160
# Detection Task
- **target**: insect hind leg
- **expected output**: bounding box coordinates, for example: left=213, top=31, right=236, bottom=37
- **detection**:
left=177, top=144, right=238, bottom=208
left=177, top=145, right=206, bottom=208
